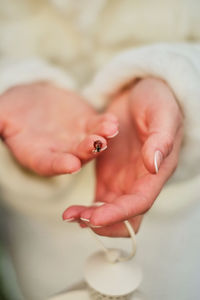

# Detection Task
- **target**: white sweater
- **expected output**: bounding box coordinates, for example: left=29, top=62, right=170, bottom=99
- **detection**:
left=0, top=1, right=200, bottom=299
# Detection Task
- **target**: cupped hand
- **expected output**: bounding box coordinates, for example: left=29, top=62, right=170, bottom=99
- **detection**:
left=0, top=82, right=118, bottom=176
left=63, top=78, right=184, bottom=236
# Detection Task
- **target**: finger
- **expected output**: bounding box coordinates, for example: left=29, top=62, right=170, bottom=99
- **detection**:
left=79, top=206, right=99, bottom=226
left=88, top=176, right=161, bottom=227
left=94, top=121, right=119, bottom=139
left=87, top=113, right=118, bottom=129
left=142, top=113, right=183, bottom=174
left=142, top=131, right=176, bottom=174
left=87, top=113, right=119, bottom=139
left=63, top=204, right=143, bottom=237
left=85, top=130, right=182, bottom=228
left=88, top=113, right=118, bottom=126
left=79, top=188, right=119, bottom=225
left=77, top=194, right=144, bottom=228
left=63, top=203, right=102, bottom=222
left=63, top=205, right=87, bottom=222
left=131, top=78, right=183, bottom=174
left=65, top=128, right=182, bottom=228
left=64, top=204, right=143, bottom=237
left=141, top=110, right=182, bottom=173
left=88, top=194, right=148, bottom=228
left=75, top=134, right=107, bottom=161
left=30, top=151, right=82, bottom=176
left=9, top=140, right=82, bottom=176
left=87, top=215, right=143, bottom=237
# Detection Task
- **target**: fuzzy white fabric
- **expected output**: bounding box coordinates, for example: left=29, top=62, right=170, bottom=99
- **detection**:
left=0, top=58, right=76, bottom=94
left=85, top=43, right=200, bottom=181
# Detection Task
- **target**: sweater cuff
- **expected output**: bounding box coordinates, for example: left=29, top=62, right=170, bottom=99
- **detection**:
left=0, top=58, right=76, bottom=95
left=85, top=43, right=200, bottom=181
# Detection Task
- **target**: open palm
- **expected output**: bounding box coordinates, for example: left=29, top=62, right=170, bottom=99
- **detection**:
left=0, top=83, right=118, bottom=176
left=63, top=78, right=183, bottom=236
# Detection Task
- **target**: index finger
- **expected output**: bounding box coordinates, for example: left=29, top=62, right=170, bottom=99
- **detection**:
left=85, top=129, right=182, bottom=228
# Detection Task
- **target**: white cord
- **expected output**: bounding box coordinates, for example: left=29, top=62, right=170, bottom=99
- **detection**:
left=119, top=220, right=137, bottom=261
left=87, top=220, right=137, bottom=263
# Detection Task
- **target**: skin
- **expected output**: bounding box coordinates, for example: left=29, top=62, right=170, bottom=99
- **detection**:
left=0, top=82, right=119, bottom=176
left=0, top=79, right=183, bottom=238
left=63, top=78, right=184, bottom=237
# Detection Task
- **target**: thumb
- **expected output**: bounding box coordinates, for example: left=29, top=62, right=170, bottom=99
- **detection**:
left=140, top=88, right=183, bottom=173
left=142, top=131, right=176, bottom=174
left=132, top=79, right=184, bottom=174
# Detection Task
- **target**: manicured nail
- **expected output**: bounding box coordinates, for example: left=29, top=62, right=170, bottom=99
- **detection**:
left=154, top=150, right=163, bottom=173
left=107, top=131, right=119, bottom=138
left=80, top=217, right=90, bottom=222
left=100, top=145, right=107, bottom=152
left=92, top=202, right=105, bottom=207
left=90, top=224, right=103, bottom=228
left=64, top=218, right=76, bottom=222
left=80, top=217, right=103, bottom=228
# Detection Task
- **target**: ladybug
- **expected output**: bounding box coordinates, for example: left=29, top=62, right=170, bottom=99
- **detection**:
left=93, top=140, right=103, bottom=153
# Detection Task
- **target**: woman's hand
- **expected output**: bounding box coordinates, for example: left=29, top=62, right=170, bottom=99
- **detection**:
left=0, top=82, right=118, bottom=176
left=63, top=78, right=183, bottom=236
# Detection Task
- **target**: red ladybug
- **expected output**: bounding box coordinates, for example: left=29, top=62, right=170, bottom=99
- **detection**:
left=93, top=140, right=103, bottom=152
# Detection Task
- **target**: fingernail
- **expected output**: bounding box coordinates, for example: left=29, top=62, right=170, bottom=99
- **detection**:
left=80, top=217, right=90, bottom=222
left=100, top=145, right=107, bottom=152
left=107, top=130, right=119, bottom=138
left=64, top=218, right=76, bottom=222
left=90, top=224, right=103, bottom=228
left=80, top=216, right=103, bottom=228
left=92, top=202, right=105, bottom=207
left=80, top=217, right=103, bottom=228
left=154, top=150, right=163, bottom=173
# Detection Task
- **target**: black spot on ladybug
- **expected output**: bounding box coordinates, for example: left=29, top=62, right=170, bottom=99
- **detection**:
left=93, top=140, right=103, bottom=152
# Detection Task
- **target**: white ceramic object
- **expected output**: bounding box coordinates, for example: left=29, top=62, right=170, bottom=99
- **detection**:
left=85, top=250, right=142, bottom=298
left=84, top=221, right=142, bottom=299
left=49, top=290, right=89, bottom=300
left=49, top=221, right=142, bottom=300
